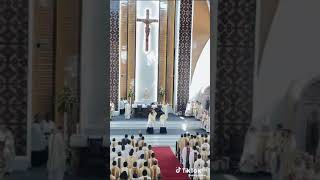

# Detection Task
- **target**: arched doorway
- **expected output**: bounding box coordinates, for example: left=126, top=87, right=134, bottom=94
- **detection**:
left=295, top=79, right=320, bottom=154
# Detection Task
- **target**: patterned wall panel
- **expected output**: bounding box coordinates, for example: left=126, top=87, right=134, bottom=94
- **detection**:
left=177, top=0, right=193, bottom=114
left=0, top=0, right=28, bottom=156
left=214, top=0, right=256, bottom=170
left=110, top=1, right=119, bottom=109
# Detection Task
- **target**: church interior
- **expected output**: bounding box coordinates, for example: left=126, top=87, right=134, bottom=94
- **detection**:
left=1, top=0, right=320, bottom=180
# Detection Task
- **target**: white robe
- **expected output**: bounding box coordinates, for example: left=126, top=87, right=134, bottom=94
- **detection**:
left=31, top=123, right=46, bottom=151
left=125, top=104, right=131, bottom=119
left=119, top=100, right=125, bottom=110
left=3, top=129, right=15, bottom=173
left=160, top=114, right=167, bottom=127
left=189, top=150, right=199, bottom=169
left=280, top=134, right=297, bottom=180
left=194, top=159, right=205, bottom=169
left=47, top=130, right=66, bottom=180
left=147, top=113, right=156, bottom=128
left=181, top=146, right=191, bottom=168
left=185, top=103, right=193, bottom=117
left=41, top=120, right=55, bottom=146
left=239, top=130, right=259, bottom=173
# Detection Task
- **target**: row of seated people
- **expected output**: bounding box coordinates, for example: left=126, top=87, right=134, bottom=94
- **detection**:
left=287, top=152, right=320, bottom=180
left=176, top=133, right=210, bottom=180
left=185, top=101, right=210, bottom=132
left=110, top=134, right=161, bottom=180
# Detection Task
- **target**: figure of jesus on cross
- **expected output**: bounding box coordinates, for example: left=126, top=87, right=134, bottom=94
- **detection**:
left=137, top=9, right=158, bottom=52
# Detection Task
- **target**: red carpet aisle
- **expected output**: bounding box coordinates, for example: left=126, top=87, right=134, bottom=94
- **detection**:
left=152, top=147, right=190, bottom=180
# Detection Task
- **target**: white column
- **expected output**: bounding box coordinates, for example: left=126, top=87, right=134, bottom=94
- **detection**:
left=80, top=0, right=107, bottom=136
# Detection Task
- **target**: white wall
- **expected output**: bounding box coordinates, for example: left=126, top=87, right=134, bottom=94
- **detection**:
left=80, top=0, right=107, bottom=136
left=189, top=39, right=210, bottom=101
left=253, top=0, right=320, bottom=128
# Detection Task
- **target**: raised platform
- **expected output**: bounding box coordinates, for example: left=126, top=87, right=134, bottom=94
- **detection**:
left=110, top=114, right=207, bottom=151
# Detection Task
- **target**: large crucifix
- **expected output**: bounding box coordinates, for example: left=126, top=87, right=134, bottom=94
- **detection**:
left=137, top=9, right=158, bottom=52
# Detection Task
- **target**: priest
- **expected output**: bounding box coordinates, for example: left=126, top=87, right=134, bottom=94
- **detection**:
left=47, top=126, right=66, bottom=180
left=119, top=98, right=125, bottom=114
left=189, top=146, right=199, bottom=169
left=0, top=125, right=15, bottom=174
left=150, top=161, right=161, bottom=180
left=31, top=116, right=46, bottom=166
left=185, top=101, right=193, bottom=117
left=125, top=103, right=131, bottom=119
left=279, top=130, right=297, bottom=180
left=181, top=142, right=191, bottom=168
left=111, top=161, right=120, bottom=179
left=0, top=133, right=6, bottom=179
left=239, top=126, right=259, bottom=173
left=147, top=110, right=156, bottom=134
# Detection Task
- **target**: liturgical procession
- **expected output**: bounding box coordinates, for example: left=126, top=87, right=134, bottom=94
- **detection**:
left=1, top=0, right=320, bottom=180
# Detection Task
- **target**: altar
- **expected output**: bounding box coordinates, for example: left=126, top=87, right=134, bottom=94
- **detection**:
left=131, top=103, right=163, bottom=118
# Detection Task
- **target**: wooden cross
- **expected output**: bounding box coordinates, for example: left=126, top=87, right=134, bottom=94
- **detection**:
left=137, top=9, right=158, bottom=52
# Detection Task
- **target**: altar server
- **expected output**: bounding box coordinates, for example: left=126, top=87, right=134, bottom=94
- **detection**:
left=47, top=126, right=66, bottom=180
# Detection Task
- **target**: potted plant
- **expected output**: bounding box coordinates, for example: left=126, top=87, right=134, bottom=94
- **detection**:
left=56, top=86, right=77, bottom=140
left=128, top=88, right=134, bottom=105
left=159, top=87, right=165, bottom=104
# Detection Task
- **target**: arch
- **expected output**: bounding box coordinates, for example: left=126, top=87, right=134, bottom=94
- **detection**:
left=288, top=75, right=320, bottom=152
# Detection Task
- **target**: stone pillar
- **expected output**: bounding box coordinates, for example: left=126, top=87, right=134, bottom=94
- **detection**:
left=80, top=0, right=107, bottom=136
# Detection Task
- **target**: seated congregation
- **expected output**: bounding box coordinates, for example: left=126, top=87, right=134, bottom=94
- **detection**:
left=110, top=134, right=161, bottom=180
left=240, top=123, right=320, bottom=180
left=176, top=132, right=210, bottom=179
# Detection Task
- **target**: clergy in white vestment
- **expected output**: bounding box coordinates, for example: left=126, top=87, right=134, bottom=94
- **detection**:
left=115, top=151, right=126, bottom=169
left=256, top=118, right=272, bottom=171
left=110, top=102, right=115, bottom=119
left=47, top=126, right=66, bottom=180
left=194, top=154, right=205, bottom=171
left=110, top=147, right=117, bottom=164
left=189, top=146, right=199, bottom=169
left=150, top=161, right=161, bottom=180
left=290, top=154, right=306, bottom=180
left=199, top=162, right=210, bottom=180
left=125, top=103, right=131, bottom=119
left=182, top=142, right=192, bottom=168
left=279, top=130, right=297, bottom=180
left=111, top=161, right=121, bottom=179
left=119, top=98, right=125, bottom=114
left=162, top=103, right=169, bottom=118
left=40, top=118, right=55, bottom=143
left=121, top=162, right=131, bottom=179
left=139, top=169, right=152, bottom=180
left=0, top=133, right=7, bottom=179
left=196, top=103, right=203, bottom=120
left=147, top=110, right=156, bottom=128
left=31, top=118, right=46, bottom=166
left=267, top=125, right=284, bottom=177
left=193, top=102, right=198, bottom=118
left=159, top=114, right=167, bottom=127
left=239, top=126, right=259, bottom=173
left=185, top=101, right=193, bottom=117
left=201, top=139, right=210, bottom=152
left=0, top=125, right=15, bottom=174
left=139, top=161, right=151, bottom=177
